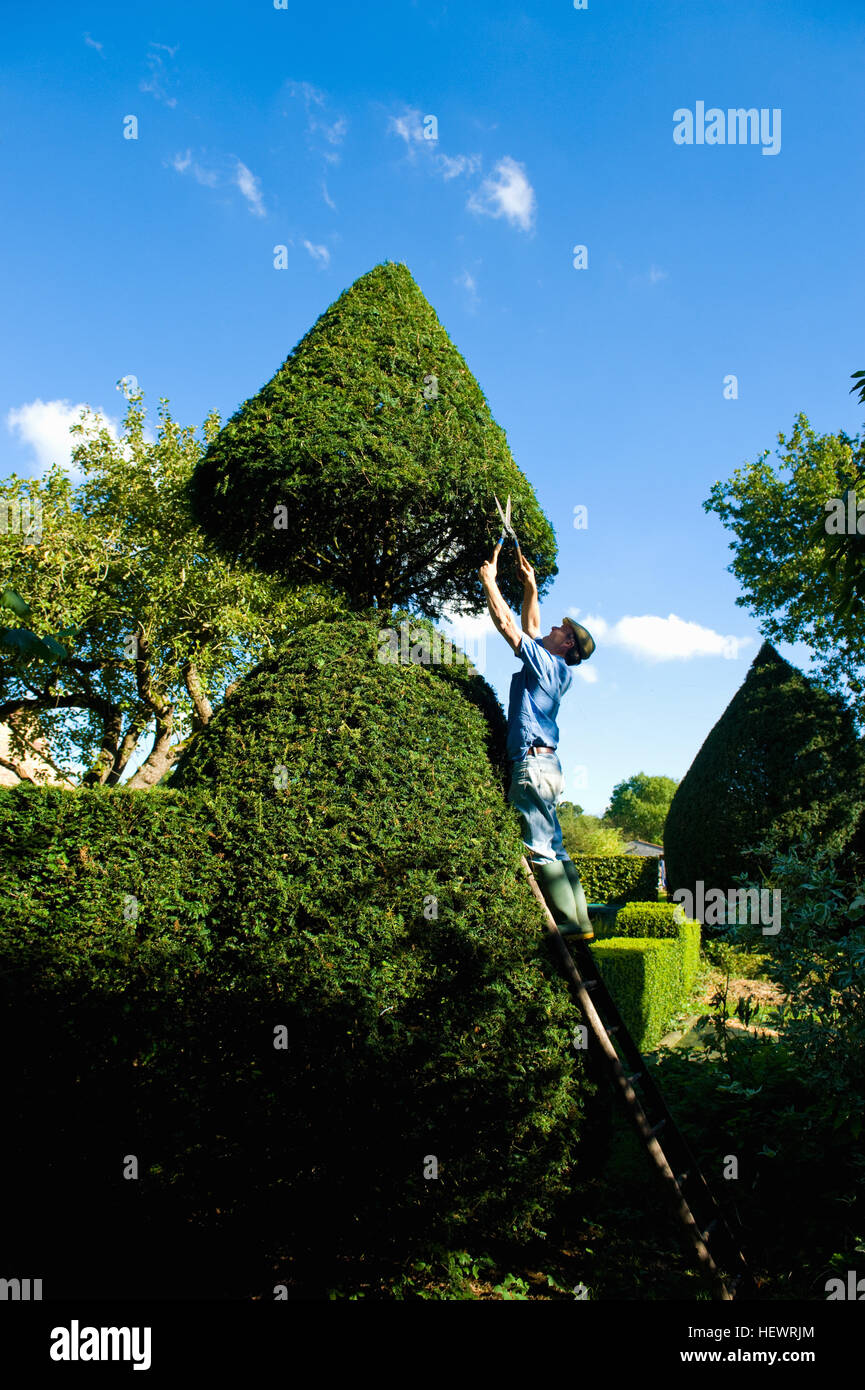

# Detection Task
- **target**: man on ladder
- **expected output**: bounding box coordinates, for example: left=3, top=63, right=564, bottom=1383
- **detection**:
left=479, top=538, right=596, bottom=939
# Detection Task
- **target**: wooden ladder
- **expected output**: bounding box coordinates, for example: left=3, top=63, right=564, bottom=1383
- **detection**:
left=521, top=856, right=751, bottom=1302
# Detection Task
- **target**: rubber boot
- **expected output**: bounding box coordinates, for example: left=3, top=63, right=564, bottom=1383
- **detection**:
left=532, top=860, right=594, bottom=941
left=561, top=859, right=595, bottom=939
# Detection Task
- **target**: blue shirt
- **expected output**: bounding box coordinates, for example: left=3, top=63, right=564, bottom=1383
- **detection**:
left=506, top=635, right=573, bottom=761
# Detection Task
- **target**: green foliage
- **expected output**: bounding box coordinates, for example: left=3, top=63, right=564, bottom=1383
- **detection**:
left=664, top=642, right=865, bottom=897
left=0, top=386, right=319, bottom=786
left=570, top=854, right=659, bottom=904
left=0, top=609, right=601, bottom=1286
left=704, top=413, right=865, bottom=720
left=603, top=772, right=678, bottom=844
left=187, top=262, right=558, bottom=619
left=590, top=938, right=684, bottom=1051
left=558, top=801, right=626, bottom=855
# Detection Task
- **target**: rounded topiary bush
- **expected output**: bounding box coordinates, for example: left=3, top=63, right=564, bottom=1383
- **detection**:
left=166, top=607, right=598, bottom=1265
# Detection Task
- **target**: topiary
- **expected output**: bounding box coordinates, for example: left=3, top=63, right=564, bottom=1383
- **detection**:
left=186, top=260, right=557, bottom=618
left=664, top=641, right=865, bottom=897
left=162, top=607, right=599, bottom=1264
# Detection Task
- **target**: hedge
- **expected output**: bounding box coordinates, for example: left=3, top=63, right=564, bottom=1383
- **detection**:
left=588, top=902, right=702, bottom=1049
left=0, top=610, right=604, bottom=1295
left=590, top=938, right=684, bottom=1052
left=572, top=854, right=659, bottom=904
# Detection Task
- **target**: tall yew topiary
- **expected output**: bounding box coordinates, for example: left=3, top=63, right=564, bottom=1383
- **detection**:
left=187, top=260, right=557, bottom=618
left=665, top=641, right=865, bottom=895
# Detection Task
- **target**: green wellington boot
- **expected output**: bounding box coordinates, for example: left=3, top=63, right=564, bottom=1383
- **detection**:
left=561, top=859, right=595, bottom=939
left=532, top=860, right=594, bottom=941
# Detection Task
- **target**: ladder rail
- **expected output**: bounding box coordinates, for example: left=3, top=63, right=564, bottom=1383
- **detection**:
left=520, top=856, right=749, bottom=1301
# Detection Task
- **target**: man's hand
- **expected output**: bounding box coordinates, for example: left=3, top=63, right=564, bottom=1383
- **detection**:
left=479, top=541, right=502, bottom=591
left=516, top=551, right=537, bottom=591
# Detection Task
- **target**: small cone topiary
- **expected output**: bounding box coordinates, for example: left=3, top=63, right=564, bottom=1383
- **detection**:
left=187, top=260, right=558, bottom=618
left=664, top=641, right=865, bottom=896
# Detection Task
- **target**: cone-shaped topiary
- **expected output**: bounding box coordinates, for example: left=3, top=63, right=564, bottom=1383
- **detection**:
left=187, top=261, right=558, bottom=618
left=664, top=641, right=865, bottom=896
left=166, top=608, right=597, bottom=1260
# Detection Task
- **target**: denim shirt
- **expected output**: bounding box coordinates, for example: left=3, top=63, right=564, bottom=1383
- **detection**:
left=506, top=635, right=573, bottom=761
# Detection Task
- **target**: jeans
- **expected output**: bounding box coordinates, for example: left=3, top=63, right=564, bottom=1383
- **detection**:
left=507, top=751, right=569, bottom=865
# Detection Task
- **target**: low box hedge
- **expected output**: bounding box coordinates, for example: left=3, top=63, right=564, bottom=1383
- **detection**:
left=572, top=855, right=659, bottom=905
left=587, top=901, right=702, bottom=1048
left=590, top=937, right=683, bottom=1052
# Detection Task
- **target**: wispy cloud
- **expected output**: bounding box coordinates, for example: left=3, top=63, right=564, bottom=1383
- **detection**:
left=467, top=156, right=536, bottom=232
left=321, top=180, right=337, bottom=211
left=454, top=268, right=480, bottom=310
left=170, top=150, right=219, bottom=187
left=234, top=159, right=266, bottom=217
left=83, top=33, right=104, bottom=55
left=168, top=151, right=266, bottom=216
left=387, top=105, right=481, bottom=183
left=140, top=40, right=179, bottom=107
left=303, top=240, right=330, bottom=268
left=286, top=81, right=348, bottom=167
left=649, top=265, right=668, bottom=284
left=572, top=611, right=751, bottom=663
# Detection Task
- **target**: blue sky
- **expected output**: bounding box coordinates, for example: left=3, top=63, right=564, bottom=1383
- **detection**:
left=2, top=0, right=863, bottom=810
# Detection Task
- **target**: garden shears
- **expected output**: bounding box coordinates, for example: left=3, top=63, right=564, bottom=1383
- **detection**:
left=494, top=494, right=521, bottom=555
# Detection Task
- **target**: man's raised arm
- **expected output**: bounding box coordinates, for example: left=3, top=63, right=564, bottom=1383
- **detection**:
left=517, top=552, right=542, bottom=637
left=479, top=543, right=522, bottom=654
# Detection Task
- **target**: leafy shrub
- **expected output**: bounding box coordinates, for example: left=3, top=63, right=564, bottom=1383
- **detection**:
left=0, top=609, right=603, bottom=1293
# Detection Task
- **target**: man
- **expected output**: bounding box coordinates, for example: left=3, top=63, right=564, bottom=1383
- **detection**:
left=479, top=541, right=596, bottom=939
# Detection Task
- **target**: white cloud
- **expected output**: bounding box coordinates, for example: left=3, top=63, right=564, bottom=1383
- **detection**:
left=287, top=81, right=348, bottom=163
left=140, top=41, right=178, bottom=107
left=321, top=180, right=337, bottom=210
left=170, top=150, right=219, bottom=187
left=6, top=399, right=121, bottom=476
left=303, top=240, right=330, bottom=268
left=649, top=265, right=668, bottom=284
left=438, top=152, right=482, bottom=181
left=574, top=663, right=598, bottom=683
left=168, top=151, right=265, bottom=215
left=387, top=106, right=481, bottom=182
left=572, top=610, right=751, bottom=663
left=83, top=33, right=103, bottom=54
left=233, top=159, right=266, bottom=217
left=467, top=156, right=536, bottom=232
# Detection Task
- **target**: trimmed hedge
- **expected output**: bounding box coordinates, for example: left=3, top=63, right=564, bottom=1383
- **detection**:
left=588, top=902, right=702, bottom=1048
left=590, top=938, right=683, bottom=1052
left=0, top=610, right=603, bottom=1294
left=572, top=854, right=659, bottom=904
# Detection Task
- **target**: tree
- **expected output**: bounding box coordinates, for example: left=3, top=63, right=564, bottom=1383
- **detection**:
left=0, top=386, right=320, bottom=787
left=704, top=412, right=865, bottom=721
left=604, top=772, right=679, bottom=844
left=187, top=261, right=558, bottom=619
left=558, top=800, right=626, bottom=855
left=664, top=642, right=865, bottom=895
